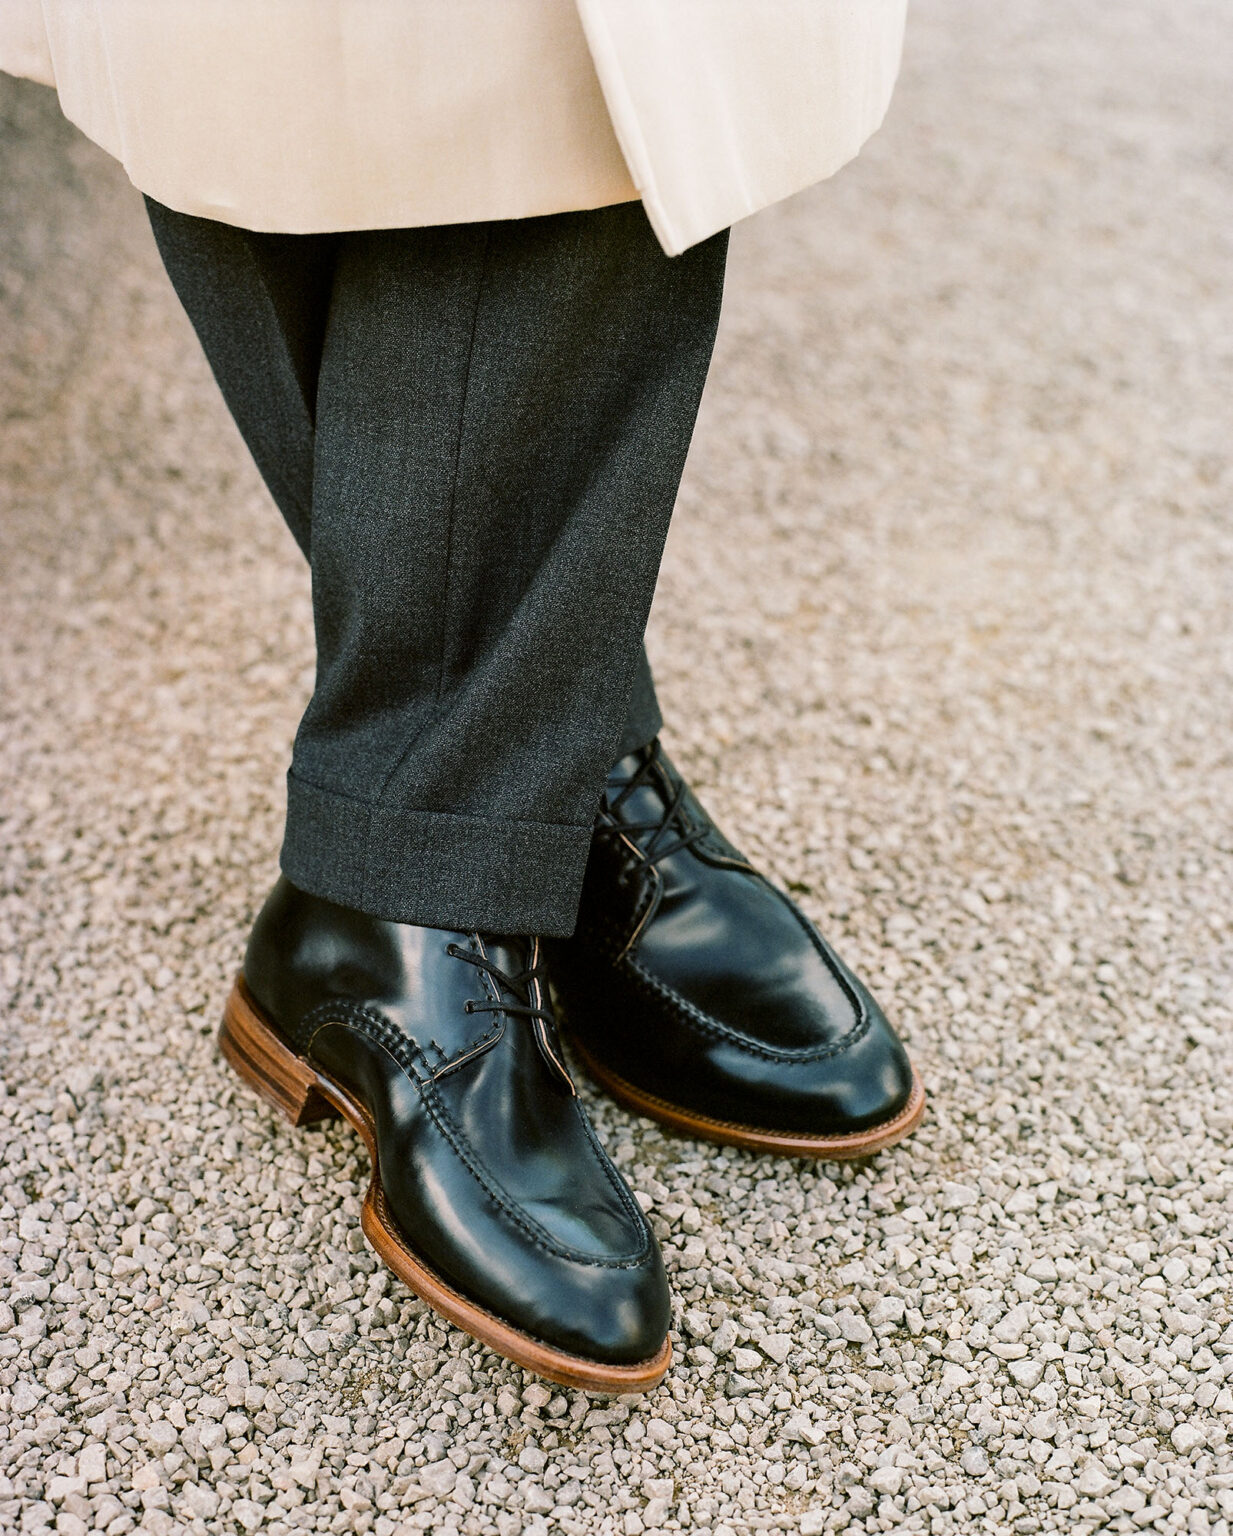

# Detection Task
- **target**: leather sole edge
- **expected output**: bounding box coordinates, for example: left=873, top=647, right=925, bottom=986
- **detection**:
left=570, top=1035, right=927, bottom=1159
left=218, top=976, right=671, bottom=1394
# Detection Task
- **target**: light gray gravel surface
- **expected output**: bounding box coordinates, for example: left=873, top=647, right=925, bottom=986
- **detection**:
left=2, top=3, right=1232, bottom=1533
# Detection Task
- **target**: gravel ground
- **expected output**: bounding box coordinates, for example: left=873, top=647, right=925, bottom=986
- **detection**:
left=2, top=3, right=1232, bottom=1534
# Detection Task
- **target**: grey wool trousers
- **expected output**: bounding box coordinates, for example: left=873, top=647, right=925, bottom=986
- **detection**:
left=145, top=198, right=728, bottom=936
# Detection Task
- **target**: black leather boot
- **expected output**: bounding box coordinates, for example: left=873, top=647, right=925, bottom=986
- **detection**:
left=219, top=877, right=671, bottom=1391
left=547, top=743, right=925, bottom=1158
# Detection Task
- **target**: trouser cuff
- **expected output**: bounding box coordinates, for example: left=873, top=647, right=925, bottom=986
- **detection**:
left=280, top=772, right=594, bottom=937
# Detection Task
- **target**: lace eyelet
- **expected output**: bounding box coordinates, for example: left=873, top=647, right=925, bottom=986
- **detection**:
left=463, top=1000, right=475, bottom=1014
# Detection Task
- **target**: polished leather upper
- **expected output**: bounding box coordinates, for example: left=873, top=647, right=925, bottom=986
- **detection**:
left=245, top=878, right=669, bottom=1364
left=549, top=744, right=915, bottom=1135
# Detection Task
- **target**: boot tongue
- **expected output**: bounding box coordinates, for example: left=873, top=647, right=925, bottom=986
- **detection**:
left=473, top=934, right=533, bottom=996
left=605, top=747, right=681, bottom=842
left=471, top=934, right=574, bottom=1094
left=609, top=747, right=652, bottom=784
left=605, top=746, right=753, bottom=877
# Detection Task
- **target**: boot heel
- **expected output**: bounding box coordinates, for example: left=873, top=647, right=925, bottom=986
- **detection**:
left=219, top=976, right=340, bottom=1128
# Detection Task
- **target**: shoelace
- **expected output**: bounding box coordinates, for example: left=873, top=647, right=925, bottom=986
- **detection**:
left=441, top=938, right=575, bottom=1094
left=601, top=744, right=710, bottom=956
left=604, top=743, right=709, bottom=866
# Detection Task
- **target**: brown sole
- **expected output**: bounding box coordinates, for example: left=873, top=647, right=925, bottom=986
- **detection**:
left=218, top=977, right=671, bottom=1394
left=569, top=1035, right=927, bottom=1159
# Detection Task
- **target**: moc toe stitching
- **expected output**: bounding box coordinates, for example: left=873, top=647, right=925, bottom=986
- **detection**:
left=764, top=877, right=869, bottom=1025
left=418, top=1080, right=653, bottom=1269
left=623, top=955, right=875, bottom=1066
left=572, top=1089, right=659, bottom=1235
left=365, top=1179, right=664, bottom=1369
left=302, top=1007, right=655, bottom=1269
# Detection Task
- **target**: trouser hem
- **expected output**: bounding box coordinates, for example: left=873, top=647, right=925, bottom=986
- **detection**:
left=281, top=773, right=594, bottom=937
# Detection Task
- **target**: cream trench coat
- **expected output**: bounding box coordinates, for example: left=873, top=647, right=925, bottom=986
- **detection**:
left=1, top=0, right=906, bottom=256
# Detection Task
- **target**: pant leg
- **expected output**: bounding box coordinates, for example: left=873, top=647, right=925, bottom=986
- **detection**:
left=148, top=200, right=726, bottom=935
left=619, top=648, right=662, bottom=759
left=144, top=200, right=337, bottom=558
left=150, top=192, right=666, bottom=758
